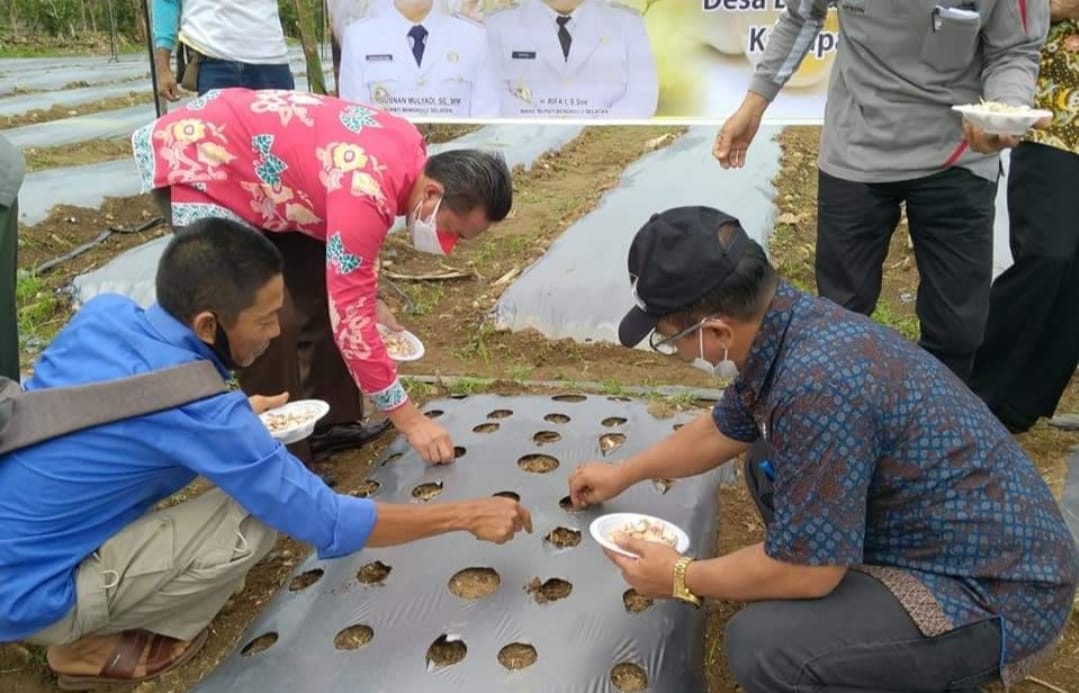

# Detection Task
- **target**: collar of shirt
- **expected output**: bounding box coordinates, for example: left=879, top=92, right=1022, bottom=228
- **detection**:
left=144, top=303, right=233, bottom=379
left=735, top=280, right=800, bottom=401
left=535, top=0, right=592, bottom=27
left=387, top=5, right=449, bottom=35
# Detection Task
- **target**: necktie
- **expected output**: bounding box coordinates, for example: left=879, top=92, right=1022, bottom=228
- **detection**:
left=556, top=16, right=571, bottom=61
left=408, top=25, right=428, bottom=67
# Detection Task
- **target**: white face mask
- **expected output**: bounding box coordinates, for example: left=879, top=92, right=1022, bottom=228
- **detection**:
left=408, top=196, right=446, bottom=255
left=691, top=326, right=740, bottom=379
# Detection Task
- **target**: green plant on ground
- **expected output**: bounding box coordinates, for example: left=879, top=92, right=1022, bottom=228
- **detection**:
left=446, top=376, right=494, bottom=396
left=870, top=301, right=920, bottom=342
left=15, top=270, right=65, bottom=347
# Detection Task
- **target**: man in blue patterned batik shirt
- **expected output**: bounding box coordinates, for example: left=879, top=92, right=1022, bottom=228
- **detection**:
left=569, top=206, right=1079, bottom=692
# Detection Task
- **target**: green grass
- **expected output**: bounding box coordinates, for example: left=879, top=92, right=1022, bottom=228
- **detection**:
left=446, top=376, right=494, bottom=396
left=403, top=282, right=445, bottom=317
left=401, top=377, right=435, bottom=400
left=15, top=270, right=65, bottom=348
left=871, top=301, right=920, bottom=342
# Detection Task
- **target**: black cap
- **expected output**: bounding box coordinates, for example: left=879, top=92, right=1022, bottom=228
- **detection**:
left=618, top=206, right=750, bottom=347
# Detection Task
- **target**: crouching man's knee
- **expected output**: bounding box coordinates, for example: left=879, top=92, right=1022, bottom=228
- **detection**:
left=724, top=604, right=800, bottom=693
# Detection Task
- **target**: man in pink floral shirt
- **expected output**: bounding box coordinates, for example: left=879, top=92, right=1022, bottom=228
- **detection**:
left=132, top=87, right=512, bottom=464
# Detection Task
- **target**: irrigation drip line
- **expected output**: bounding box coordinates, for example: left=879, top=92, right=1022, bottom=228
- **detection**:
left=33, top=217, right=165, bottom=276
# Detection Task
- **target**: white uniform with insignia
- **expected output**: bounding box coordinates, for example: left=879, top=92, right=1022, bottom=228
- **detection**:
left=339, top=5, right=499, bottom=118
left=486, top=0, right=659, bottom=119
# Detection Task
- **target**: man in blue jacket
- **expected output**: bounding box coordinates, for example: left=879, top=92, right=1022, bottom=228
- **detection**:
left=0, top=218, right=531, bottom=688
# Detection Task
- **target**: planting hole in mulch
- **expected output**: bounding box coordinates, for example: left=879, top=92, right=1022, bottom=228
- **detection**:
left=334, top=624, right=374, bottom=650
left=350, top=480, right=380, bottom=498
left=544, top=527, right=581, bottom=549
left=454, top=446, right=466, bottom=458
left=599, top=433, right=626, bottom=455
left=474, top=422, right=500, bottom=433
left=357, top=561, right=392, bottom=585
left=412, top=481, right=444, bottom=502
left=552, top=394, right=587, bottom=403
left=602, top=416, right=628, bottom=427
left=288, top=569, right=324, bottom=592
left=450, top=394, right=469, bottom=399
left=558, top=495, right=580, bottom=512
left=427, top=409, right=444, bottom=418
left=382, top=452, right=403, bottom=465
left=487, top=409, right=513, bottom=419
left=608, top=396, right=632, bottom=402
left=518, top=453, right=559, bottom=473
left=525, top=577, right=573, bottom=604
left=623, top=589, right=654, bottom=613
left=493, top=490, right=520, bottom=501
left=497, top=642, right=538, bottom=670
left=544, top=413, right=571, bottom=424
left=532, top=430, right=562, bottom=445
left=611, top=662, right=648, bottom=691
left=653, top=478, right=674, bottom=494
left=673, top=423, right=684, bottom=431
left=426, top=635, right=467, bottom=670
left=240, top=632, right=278, bottom=656
left=448, top=567, right=501, bottom=600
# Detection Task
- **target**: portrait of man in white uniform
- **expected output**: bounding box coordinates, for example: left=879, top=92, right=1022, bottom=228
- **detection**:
left=338, top=0, right=499, bottom=118
left=486, top=0, right=659, bottom=119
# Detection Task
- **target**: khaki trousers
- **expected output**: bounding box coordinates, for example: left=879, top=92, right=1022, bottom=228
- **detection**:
left=26, top=489, right=277, bottom=645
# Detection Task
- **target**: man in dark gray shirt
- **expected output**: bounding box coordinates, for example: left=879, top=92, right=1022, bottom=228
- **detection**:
left=714, top=0, right=1049, bottom=383
left=0, top=134, right=24, bottom=381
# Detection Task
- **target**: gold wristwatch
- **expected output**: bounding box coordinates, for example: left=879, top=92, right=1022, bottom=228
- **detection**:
left=673, top=556, right=702, bottom=607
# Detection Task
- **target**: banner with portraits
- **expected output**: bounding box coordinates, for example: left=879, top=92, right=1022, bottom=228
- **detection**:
left=328, top=0, right=837, bottom=123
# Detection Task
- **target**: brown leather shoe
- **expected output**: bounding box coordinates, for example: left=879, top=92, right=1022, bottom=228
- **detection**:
left=310, top=419, right=392, bottom=460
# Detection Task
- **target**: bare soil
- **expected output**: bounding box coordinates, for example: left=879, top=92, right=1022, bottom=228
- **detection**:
left=544, top=527, right=582, bottom=549
left=525, top=577, right=573, bottom=605
left=286, top=569, right=324, bottom=592
left=333, top=624, right=373, bottom=651
left=3, top=92, right=154, bottom=130
left=497, top=642, right=537, bottom=670
left=356, top=561, right=392, bottom=585
left=623, top=589, right=654, bottom=614
left=531, top=430, right=562, bottom=445
left=448, top=567, right=501, bottom=601
left=610, top=662, right=649, bottom=692
left=410, top=481, right=444, bottom=502
left=518, top=453, right=559, bottom=474
left=425, top=636, right=467, bottom=670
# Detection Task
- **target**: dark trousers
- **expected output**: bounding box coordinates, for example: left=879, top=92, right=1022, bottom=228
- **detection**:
left=816, top=167, right=997, bottom=383
left=196, top=58, right=294, bottom=95
left=726, top=440, right=1002, bottom=692
left=237, top=232, right=365, bottom=464
left=969, top=143, right=1079, bottom=431
left=0, top=198, right=17, bottom=381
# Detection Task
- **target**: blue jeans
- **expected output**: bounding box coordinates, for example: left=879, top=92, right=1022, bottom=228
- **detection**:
left=196, top=58, right=294, bottom=94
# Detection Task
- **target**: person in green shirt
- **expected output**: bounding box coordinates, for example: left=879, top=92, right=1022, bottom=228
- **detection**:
left=0, top=134, right=25, bottom=381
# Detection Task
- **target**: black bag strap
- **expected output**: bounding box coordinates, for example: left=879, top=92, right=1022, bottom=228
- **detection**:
left=0, top=361, right=228, bottom=456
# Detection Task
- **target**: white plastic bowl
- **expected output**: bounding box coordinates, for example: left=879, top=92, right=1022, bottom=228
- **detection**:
left=378, top=324, right=425, bottom=362
left=259, top=399, right=330, bottom=445
left=590, top=512, right=690, bottom=558
left=952, top=104, right=1052, bottom=137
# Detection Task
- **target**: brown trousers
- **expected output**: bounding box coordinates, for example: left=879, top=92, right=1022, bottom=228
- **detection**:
left=153, top=190, right=364, bottom=464
left=237, top=231, right=365, bottom=463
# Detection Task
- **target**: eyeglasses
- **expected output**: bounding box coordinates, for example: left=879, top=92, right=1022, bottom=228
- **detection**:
left=648, top=320, right=705, bottom=355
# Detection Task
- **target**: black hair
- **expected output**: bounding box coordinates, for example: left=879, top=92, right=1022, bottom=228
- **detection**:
left=424, top=149, right=513, bottom=222
left=666, top=223, right=778, bottom=328
left=156, top=218, right=283, bottom=326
